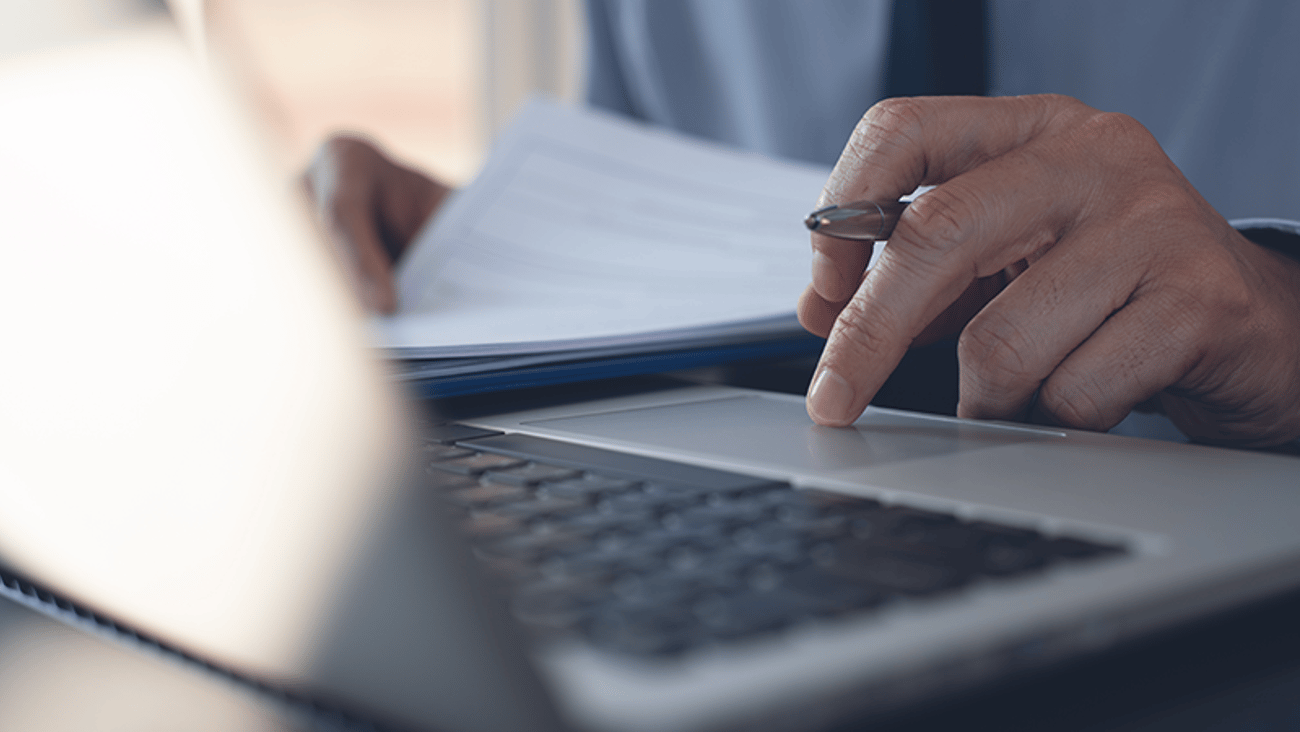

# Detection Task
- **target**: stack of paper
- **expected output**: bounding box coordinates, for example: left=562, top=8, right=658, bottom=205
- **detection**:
left=374, top=100, right=840, bottom=396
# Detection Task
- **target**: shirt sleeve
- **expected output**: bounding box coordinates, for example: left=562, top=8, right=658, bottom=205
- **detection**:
left=1232, top=218, right=1300, bottom=263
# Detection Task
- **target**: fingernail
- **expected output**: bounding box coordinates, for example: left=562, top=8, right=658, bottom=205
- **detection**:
left=811, top=250, right=845, bottom=301
left=807, top=368, right=857, bottom=426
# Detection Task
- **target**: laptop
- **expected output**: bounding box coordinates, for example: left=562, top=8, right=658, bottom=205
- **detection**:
left=2, top=13, right=1299, bottom=732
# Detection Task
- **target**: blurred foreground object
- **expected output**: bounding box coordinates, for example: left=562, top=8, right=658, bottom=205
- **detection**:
left=0, top=5, right=557, bottom=730
left=0, top=0, right=403, bottom=704
left=0, top=592, right=301, bottom=731
left=0, top=0, right=165, bottom=60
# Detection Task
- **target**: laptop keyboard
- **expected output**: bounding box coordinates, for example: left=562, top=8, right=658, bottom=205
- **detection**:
left=424, top=424, right=1125, bottom=657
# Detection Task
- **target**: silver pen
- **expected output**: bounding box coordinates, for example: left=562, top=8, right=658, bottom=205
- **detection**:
left=804, top=199, right=909, bottom=241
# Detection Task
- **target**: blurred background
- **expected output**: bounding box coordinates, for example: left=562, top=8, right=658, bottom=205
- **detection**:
left=214, top=0, right=585, bottom=185
left=0, top=0, right=585, bottom=186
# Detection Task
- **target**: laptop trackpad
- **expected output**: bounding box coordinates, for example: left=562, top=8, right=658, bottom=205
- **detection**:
left=524, top=395, right=1063, bottom=471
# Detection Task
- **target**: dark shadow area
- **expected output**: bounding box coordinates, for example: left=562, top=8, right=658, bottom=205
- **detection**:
left=680, top=339, right=960, bottom=417
left=411, top=374, right=691, bottom=422
left=828, top=584, right=1300, bottom=732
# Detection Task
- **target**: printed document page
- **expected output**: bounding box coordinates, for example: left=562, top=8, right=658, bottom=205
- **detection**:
left=373, top=99, right=834, bottom=358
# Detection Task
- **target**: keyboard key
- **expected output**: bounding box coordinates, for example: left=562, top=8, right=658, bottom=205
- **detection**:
left=693, top=590, right=808, bottom=639
left=479, top=528, right=591, bottom=562
left=422, top=423, right=503, bottom=445
left=484, top=463, right=582, bottom=486
left=425, top=471, right=479, bottom=492
left=460, top=512, right=525, bottom=540
left=598, top=489, right=700, bottom=515
left=513, top=578, right=608, bottom=629
left=890, top=519, right=985, bottom=552
left=730, top=522, right=802, bottom=548
left=763, top=489, right=820, bottom=514
left=820, top=539, right=969, bottom=596
left=489, top=495, right=588, bottom=520
left=540, top=547, right=661, bottom=578
left=548, top=509, right=658, bottom=535
left=638, top=524, right=731, bottom=552
left=433, top=452, right=526, bottom=476
left=732, top=535, right=807, bottom=567
left=445, top=482, right=530, bottom=508
left=666, top=499, right=768, bottom=530
left=586, top=530, right=678, bottom=557
left=475, top=553, right=538, bottom=584
left=538, top=474, right=639, bottom=499
left=781, top=567, right=890, bottom=615
left=643, top=479, right=792, bottom=504
left=773, top=513, right=850, bottom=542
left=422, top=443, right=476, bottom=462
left=609, top=573, right=702, bottom=604
left=980, top=541, right=1048, bottom=576
left=662, top=546, right=752, bottom=584
left=584, top=604, right=701, bottom=656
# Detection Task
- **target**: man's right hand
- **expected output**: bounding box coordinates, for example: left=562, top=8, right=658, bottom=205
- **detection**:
left=302, top=135, right=449, bottom=313
left=796, top=95, right=1300, bottom=448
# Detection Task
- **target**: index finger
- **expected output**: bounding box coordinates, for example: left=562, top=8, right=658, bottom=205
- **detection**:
left=806, top=96, right=1069, bottom=426
left=809, top=95, right=1055, bottom=305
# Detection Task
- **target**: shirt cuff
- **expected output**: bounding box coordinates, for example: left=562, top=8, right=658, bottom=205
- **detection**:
left=1230, top=218, right=1300, bottom=261
left=1231, top=219, right=1300, bottom=454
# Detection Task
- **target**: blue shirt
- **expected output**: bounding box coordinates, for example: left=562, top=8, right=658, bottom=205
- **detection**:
left=584, top=0, right=1300, bottom=223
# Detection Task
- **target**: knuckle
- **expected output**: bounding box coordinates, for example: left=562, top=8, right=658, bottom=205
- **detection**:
left=842, top=98, right=927, bottom=167
left=862, top=97, right=927, bottom=137
left=1163, top=273, right=1220, bottom=322
left=1038, top=375, right=1112, bottom=430
left=1077, top=110, right=1150, bottom=145
left=830, top=296, right=904, bottom=365
left=958, top=310, right=1036, bottom=390
left=1024, top=93, right=1088, bottom=130
left=1037, top=92, right=1082, bottom=111
left=1210, top=270, right=1258, bottom=322
left=894, top=187, right=977, bottom=261
left=1071, top=110, right=1170, bottom=180
left=1150, top=252, right=1255, bottom=340
left=1119, top=179, right=1201, bottom=228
